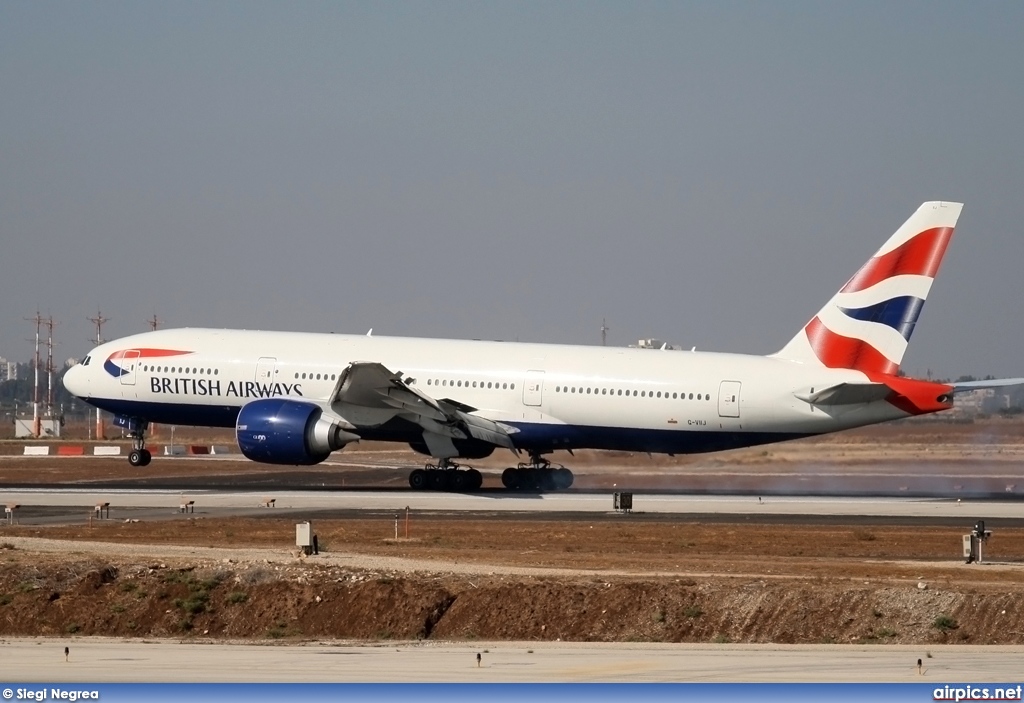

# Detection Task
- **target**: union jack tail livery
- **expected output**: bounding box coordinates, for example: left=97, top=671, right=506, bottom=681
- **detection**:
left=775, top=201, right=963, bottom=375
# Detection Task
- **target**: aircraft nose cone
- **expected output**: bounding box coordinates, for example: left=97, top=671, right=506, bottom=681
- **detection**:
left=63, top=363, right=89, bottom=398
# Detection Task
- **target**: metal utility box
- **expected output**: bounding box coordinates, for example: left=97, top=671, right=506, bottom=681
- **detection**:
left=962, top=535, right=973, bottom=558
left=296, top=522, right=313, bottom=548
left=613, top=492, right=633, bottom=512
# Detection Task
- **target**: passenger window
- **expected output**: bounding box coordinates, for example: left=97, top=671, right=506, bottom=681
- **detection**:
left=697, top=393, right=702, bottom=400
left=511, top=383, right=515, bottom=390
left=689, top=393, right=694, bottom=400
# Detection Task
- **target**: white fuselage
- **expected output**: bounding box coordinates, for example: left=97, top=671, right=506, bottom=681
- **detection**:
left=64, top=327, right=914, bottom=457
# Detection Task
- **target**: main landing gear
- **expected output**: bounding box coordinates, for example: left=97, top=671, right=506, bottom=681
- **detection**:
left=126, top=421, right=152, bottom=467
left=501, top=454, right=573, bottom=491
left=408, top=459, right=483, bottom=492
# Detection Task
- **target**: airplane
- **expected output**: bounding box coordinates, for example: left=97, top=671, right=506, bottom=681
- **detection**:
left=62, top=201, right=1022, bottom=491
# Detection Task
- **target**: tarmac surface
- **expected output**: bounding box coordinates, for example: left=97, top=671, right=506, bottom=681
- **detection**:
left=3, top=638, right=1024, bottom=682
left=2, top=488, right=1023, bottom=526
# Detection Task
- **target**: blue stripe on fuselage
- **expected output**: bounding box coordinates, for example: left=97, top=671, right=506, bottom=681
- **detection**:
left=82, top=398, right=810, bottom=456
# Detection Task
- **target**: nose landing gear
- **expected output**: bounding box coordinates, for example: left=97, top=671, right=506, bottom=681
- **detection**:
left=126, top=421, right=152, bottom=467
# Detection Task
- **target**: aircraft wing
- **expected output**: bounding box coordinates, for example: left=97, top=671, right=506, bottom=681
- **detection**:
left=330, top=361, right=519, bottom=450
left=950, top=378, right=1024, bottom=394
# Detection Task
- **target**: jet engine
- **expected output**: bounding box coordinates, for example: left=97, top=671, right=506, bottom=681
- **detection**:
left=236, top=398, right=357, bottom=465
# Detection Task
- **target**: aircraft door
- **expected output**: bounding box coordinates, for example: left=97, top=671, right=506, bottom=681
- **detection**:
left=523, top=370, right=545, bottom=407
left=718, top=380, right=741, bottom=418
left=255, top=357, right=277, bottom=383
left=118, top=350, right=140, bottom=386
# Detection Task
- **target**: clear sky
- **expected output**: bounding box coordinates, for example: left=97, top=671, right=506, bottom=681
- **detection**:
left=2, top=1, right=1022, bottom=378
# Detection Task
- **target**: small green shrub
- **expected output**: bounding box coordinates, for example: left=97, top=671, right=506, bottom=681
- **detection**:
left=684, top=605, right=703, bottom=618
left=933, top=615, right=958, bottom=632
left=173, top=593, right=208, bottom=615
left=227, top=591, right=248, bottom=604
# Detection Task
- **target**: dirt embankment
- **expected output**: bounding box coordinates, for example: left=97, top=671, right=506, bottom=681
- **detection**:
left=0, top=555, right=1019, bottom=645
left=3, top=516, right=1024, bottom=645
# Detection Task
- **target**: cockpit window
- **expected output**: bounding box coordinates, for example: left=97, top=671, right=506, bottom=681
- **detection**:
left=82, top=356, right=91, bottom=366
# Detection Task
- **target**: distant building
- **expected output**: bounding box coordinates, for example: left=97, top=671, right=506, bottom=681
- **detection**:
left=632, top=338, right=681, bottom=350
left=954, top=388, right=994, bottom=415
left=0, top=358, right=16, bottom=382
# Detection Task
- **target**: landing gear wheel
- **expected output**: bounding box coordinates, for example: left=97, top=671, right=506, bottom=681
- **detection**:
left=467, top=468, right=483, bottom=490
left=427, top=471, right=450, bottom=491
left=554, top=467, right=573, bottom=489
left=450, top=470, right=470, bottom=492
left=501, top=467, right=520, bottom=490
left=503, top=453, right=573, bottom=492
left=125, top=418, right=151, bottom=468
left=409, top=468, right=428, bottom=490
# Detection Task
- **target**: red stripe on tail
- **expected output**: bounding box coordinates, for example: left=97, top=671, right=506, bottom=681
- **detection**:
left=804, top=317, right=898, bottom=375
left=841, top=226, right=954, bottom=293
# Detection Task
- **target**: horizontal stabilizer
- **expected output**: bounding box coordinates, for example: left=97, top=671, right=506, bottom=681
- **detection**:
left=951, top=378, right=1024, bottom=395
left=795, top=382, right=893, bottom=406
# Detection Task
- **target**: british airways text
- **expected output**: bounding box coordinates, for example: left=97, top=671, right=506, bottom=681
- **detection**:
left=149, top=378, right=303, bottom=398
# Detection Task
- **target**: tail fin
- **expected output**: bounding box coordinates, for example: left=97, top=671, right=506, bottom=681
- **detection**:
left=774, top=201, right=964, bottom=375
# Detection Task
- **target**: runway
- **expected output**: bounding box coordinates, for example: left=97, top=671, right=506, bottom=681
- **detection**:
left=1, top=488, right=1022, bottom=522
left=3, top=638, right=1024, bottom=682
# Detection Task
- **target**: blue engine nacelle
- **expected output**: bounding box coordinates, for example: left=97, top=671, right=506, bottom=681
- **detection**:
left=236, top=398, right=357, bottom=465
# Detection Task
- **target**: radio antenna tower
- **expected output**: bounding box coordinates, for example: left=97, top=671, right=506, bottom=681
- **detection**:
left=87, top=310, right=110, bottom=440
left=88, top=310, right=109, bottom=346
left=25, top=311, right=43, bottom=437
left=147, top=314, right=162, bottom=331
left=45, top=316, right=57, bottom=418
left=601, top=318, right=610, bottom=347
